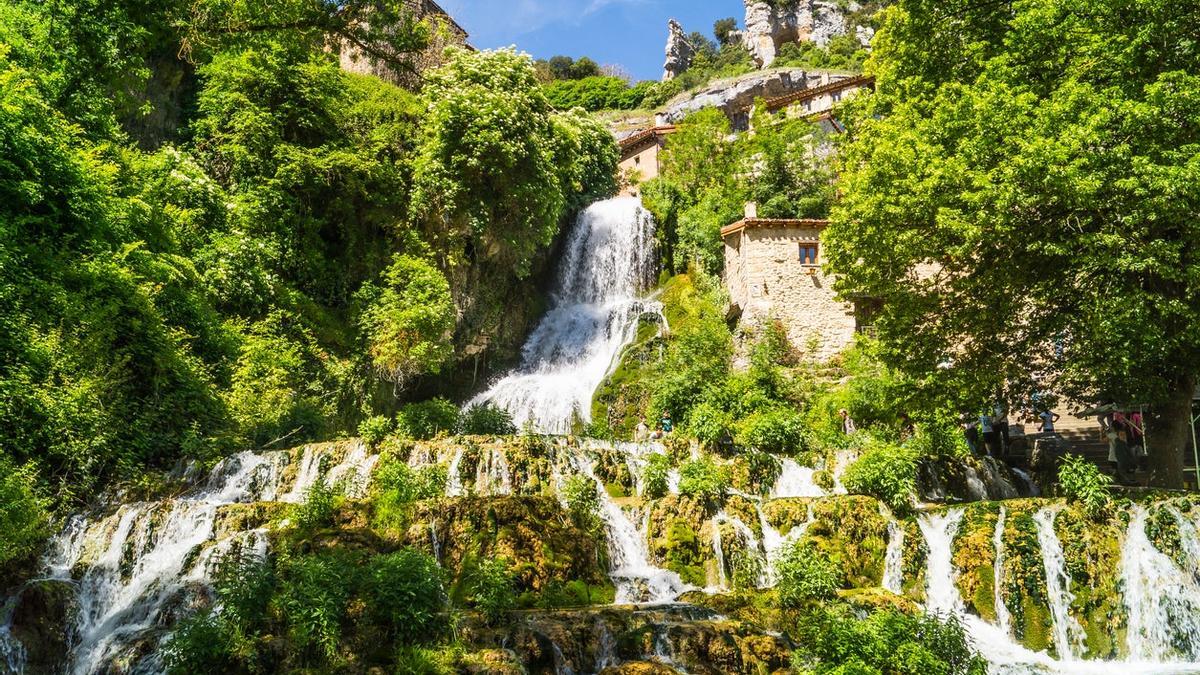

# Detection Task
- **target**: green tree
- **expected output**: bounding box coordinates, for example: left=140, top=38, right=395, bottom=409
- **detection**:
left=359, top=256, right=454, bottom=387
left=413, top=48, right=610, bottom=276
left=826, top=0, right=1200, bottom=487
left=713, top=18, right=739, bottom=47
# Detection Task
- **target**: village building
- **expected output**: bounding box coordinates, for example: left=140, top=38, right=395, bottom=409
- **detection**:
left=617, top=125, right=676, bottom=197
left=756, top=73, right=874, bottom=123
left=337, top=0, right=471, bottom=88
left=722, top=205, right=876, bottom=360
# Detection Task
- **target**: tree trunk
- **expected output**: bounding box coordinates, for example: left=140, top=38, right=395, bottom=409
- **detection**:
left=1146, top=375, right=1197, bottom=490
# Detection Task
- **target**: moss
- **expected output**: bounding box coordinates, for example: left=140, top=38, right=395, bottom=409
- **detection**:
left=805, top=496, right=888, bottom=589
left=663, top=518, right=707, bottom=587
left=951, top=502, right=999, bottom=621
left=1055, top=502, right=1128, bottom=658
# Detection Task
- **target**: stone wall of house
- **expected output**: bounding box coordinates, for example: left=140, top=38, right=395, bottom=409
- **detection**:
left=618, top=141, right=663, bottom=197
left=724, top=225, right=857, bottom=361
left=337, top=0, right=469, bottom=88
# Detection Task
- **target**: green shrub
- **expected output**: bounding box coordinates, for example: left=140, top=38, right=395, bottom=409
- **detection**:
left=458, top=402, right=516, bottom=436
left=469, top=557, right=516, bottom=625
left=561, top=474, right=603, bottom=535
left=775, top=541, right=841, bottom=606
left=365, top=549, right=448, bottom=644
left=277, top=554, right=352, bottom=661
left=0, top=459, right=48, bottom=568
left=358, top=255, right=455, bottom=386
left=741, top=449, right=783, bottom=496
left=1058, top=454, right=1111, bottom=518
left=641, top=454, right=673, bottom=499
left=842, top=441, right=919, bottom=515
left=374, top=460, right=446, bottom=504
left=795, top=605, right=987, bottom=675
left=358, top=415, right=394, bottom=447
left=688, top=400, right=735, bottom=448
left=737, top=407, right=805, bottom=454
left=163, top=609, right=236, bottom=674
left=678, top=456, right=727, bottom=503
left=394, top=646, right=460, bottom=675
left=294, top=480, right=337, bottom=530
left=396, top=398, right=459, bottom=440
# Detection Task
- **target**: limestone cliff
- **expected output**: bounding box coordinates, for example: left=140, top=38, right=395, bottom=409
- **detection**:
left=741, top=0, right=877, bottom=68
left=662, top=19, right=694, bottom=81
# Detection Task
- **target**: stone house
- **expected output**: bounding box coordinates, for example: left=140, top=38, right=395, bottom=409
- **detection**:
left=617, top=125, right=676, bottom=197
left=757, top=73, right=874, bottom=123
left=722, top=206, right=872, bottom=360
left=337, top=0, right=471, bottom=88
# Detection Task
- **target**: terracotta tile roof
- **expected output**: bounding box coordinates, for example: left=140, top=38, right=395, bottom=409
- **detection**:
left=761, top=74, right=875, bottom=112
left=618, top=125, right=677, bottom=152
left=720, top=218, right=830, bottom=238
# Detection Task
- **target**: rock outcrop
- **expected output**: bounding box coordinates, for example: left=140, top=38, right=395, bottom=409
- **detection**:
left=662, top=19, right=694, bottom=81
left=741, top=0, right=875, bottom=68
left=655, top=68, right=812, bottom=126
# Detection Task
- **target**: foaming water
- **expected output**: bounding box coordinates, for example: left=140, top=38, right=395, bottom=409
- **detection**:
left=468, top=197, right=659, bottom=434
left=24, top=443, right=378, bottom=674
left=918, top=507, right=1200, bottom=675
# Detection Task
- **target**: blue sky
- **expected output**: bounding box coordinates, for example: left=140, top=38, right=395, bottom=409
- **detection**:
left=437, top=0, right=740, bottom=82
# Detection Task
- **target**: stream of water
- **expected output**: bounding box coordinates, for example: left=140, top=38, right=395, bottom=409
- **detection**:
left=468, top=197, right=660, bottom=434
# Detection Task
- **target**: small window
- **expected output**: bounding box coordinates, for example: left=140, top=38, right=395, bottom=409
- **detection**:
left=634, top=155, right=641, bottom=165
left=832, top=91, right=842, bottom=102
left=799, top=243, right=819, bottom=265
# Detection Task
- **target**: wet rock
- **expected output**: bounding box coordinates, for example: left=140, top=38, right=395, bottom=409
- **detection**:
left=8, top=579, right=78, bottom=673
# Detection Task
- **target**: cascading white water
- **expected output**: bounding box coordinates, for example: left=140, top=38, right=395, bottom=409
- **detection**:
left=883, top=517, right=905, bottom=594
left=993, top=507, right=1012, bottom=637
left=917, top=506, right=1200, bottom=675
left=566, top=449, right=689, bottom=604
left=711, top=511, right=769, bottom=589
left=830, top=450, right=854, bottom=495
left=1033, top=508, right=1087, bottom=661
left=26, top=444, right=378, bottom=674
left=468, top=197, right=659, bottom=434
left=710, top=521, right=728, bottom=591
left=445, top=446, right=466, bottom=496
left=771, top=458, right=826, bottom=498
left=1121, top=505, right=1200, bottom=662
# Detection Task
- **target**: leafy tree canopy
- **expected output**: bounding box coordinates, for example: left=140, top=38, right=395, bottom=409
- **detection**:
left=826, top=0, right=1200, bottom=486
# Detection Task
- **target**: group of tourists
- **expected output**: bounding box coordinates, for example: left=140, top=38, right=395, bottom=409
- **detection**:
left=634, top=411, right=673, bottom=442
left=962, top=404, right=1019, bottom=460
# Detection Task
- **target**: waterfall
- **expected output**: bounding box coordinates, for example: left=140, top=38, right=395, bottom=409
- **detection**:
left=594, top=619, right=619, bottom=671
left=445, top=446, right=466, bottom=497
left=710, top=521, right=728, bottom=591
left=918, top=509, right=966, bottom=616
left=711, top=511, right=769, bottom=588
left=830, top=450, right=854, bottom=495
left=1121, top=505, right=1200, bottom=661
left=1, top=597, right=26, bottom=675
left=468, top=197, right=659, bottom=434
left=474, top=448, right=512, bottom=496
left=568, top=448, right=689, bottom=604
left=25, top=445, right=377, bottom=673
left=1033, top=508, right=1086, bottom=660
left=771, top=458, right=826, bottom=498
left=993, top=507, right=1012, bottom=636
left=883, top=517, right=904, bottom=594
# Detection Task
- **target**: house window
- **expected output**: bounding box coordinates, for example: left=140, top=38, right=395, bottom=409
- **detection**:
left=832, top=91, right=842, bottom=102
left=799, top=242, right=819, bottom=265
left=634, top=155, right=641, bottom=165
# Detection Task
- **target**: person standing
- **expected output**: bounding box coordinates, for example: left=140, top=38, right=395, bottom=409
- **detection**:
left=660, top=411, right=673, bottom=435
left=839, top=409, right=857, bottom=435
left=1038, top=410, right=1060, bottom=434
left=963, top=416, right=981, bottom=455
left=993, top=403, right=1011, bottom=461
left=980, top=411, right=999, bottom=458
left=634, top=417, right=650, bottom=442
